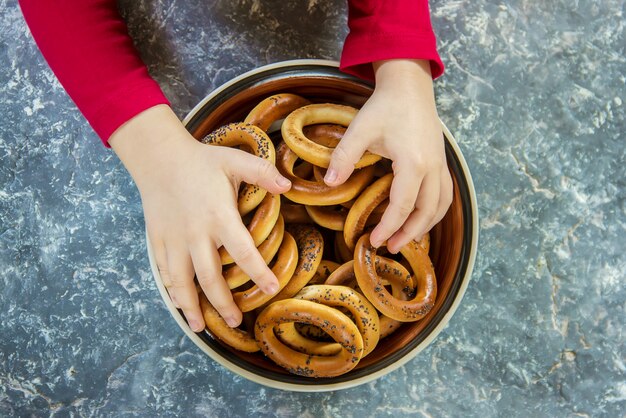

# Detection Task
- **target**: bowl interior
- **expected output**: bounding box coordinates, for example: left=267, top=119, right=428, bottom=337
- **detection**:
left=181, top=67, right=473, bottom=386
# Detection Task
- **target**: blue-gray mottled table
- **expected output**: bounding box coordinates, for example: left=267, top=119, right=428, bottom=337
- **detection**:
left=1, top=1, right=624, bottom=416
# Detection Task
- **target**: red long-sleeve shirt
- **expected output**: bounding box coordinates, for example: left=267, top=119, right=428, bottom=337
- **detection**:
left=19, top=1, right=443, bottom=147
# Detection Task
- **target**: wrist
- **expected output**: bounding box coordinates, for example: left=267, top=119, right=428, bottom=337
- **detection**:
left=372, top=59, right=437, bottom=114
left=109, top=105, right=197, bottom=190
left=373, top=59, right=434, bottom=94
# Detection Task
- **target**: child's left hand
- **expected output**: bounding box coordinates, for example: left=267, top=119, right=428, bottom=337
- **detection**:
left=324, top=59, right=453, bottom=254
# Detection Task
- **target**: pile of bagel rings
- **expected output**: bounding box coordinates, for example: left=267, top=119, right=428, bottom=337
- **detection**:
left=196, top=93, right=437, bottom=378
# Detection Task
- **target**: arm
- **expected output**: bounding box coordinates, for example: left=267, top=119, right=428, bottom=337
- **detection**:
left=340, top=0, right=444, bottom=80
left=332, top=1, right=451, bottom=253
left=19, top=1, right=286, bottom=330
left=19, top=0, right=169, bottom=145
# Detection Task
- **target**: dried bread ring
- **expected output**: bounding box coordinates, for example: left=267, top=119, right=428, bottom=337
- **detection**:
left=292, top=260, right=342, bottom=342
left=265, top=224, right=324, bottom=304
left=312, top=165, right=327, bottom=184
left=369, top=257, right=414, bottom=338
left=306, top=193, right=383, bottom=232
left=325, top=258, right=412, bottom=339
left=244, top=93, right=310, bottom=132
left=294, top=285, right=380, bottom=356
left=219, top=192, right=281, bottom=265
left=293, top=322, right=332, bottom=342
left=302, top=123, right=344, bottom=148
left=281, top=104, right=381, bottom=168
left=254, top=299, right=364, bottom=377
left=344, top=173, right=392, bottom=251
left=354, top=233, right=437, bottom=322
left=324, top=260, right=357, bottom=288
left=200, top=295, right=259, bottom=353
left=277, top=142, right=375, bottom=206
left=305, top=126, right=349, bottom=213
left=288, top=262, right=357, bottom=342
left=297, top=124, right=342, bottom=182
left=233, top=232, right=298, bottom=312
left=310, top=260, right=341, bottom=285
left=292, top=161, right=314, bottom=179
left=280, top=199, right=313, bottom=224
left=202, top=122, right=275, bottom=216
left=305, top=204, right=348, bottom=231
left=275, top=323, right=343, bottom=356
left=225, top=215, right=285, bottom=289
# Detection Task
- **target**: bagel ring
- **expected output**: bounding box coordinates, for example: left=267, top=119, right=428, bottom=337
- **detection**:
left=219, top=192, right=281, bottom=265
left=280, top=197, right=313, bottom=224
left=354, top=233, right=437, bottom=322
left=275, top=322, right=343, bottom=356
left=344, top=173, right=392, bottom=250
left=244, top=93, right=311, bottom=132
left=277, top=141, right=375, bottom=206
left=225, top=215, right=285, bottom=289
left=310, top=259, right=341, bottom=285
left=255, top=299, right=364, bottom=377
left=200, top=295, right=259, bottom=353
left=325, top=258, right=413, bottom=339
left=277, top=274, right=353, bottom=344
left=294, top=285, right=380, bottom=356
left=305, top=204, right=348, bottom=231
left=302, top=123, right=345, bottom=148
left=368, top=256, right=415, bottom=338
left=202, top=122, right=275, bottom=216
left=281, top=103, right=381, bottom=168
left=264, top=224, right=324, bottom=304
left=292, top=260, right=342, bottom=342
left=233, top=232, right=298, bottom=312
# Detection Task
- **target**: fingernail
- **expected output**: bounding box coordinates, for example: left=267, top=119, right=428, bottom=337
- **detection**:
left=324, top=169, right=338, bottom=184
left=189, top=318, right=203, bottom=332
left=370, top=234, right=382, bottom=248
left=387, top=239, right=403, bottom=254
left=265, top=282, right=279, bottom=295
left=225, top=315, right=240, bottom=328
left=276, top=176, right=291, bottom=188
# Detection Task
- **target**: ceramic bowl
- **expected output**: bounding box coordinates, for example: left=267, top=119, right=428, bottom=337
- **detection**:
left=146, top=60, right=478, bottom=391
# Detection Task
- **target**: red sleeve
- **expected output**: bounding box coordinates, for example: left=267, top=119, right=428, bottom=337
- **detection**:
left=341, top=0, right=444, bottom=81
left=19, top=0, right=170, bottom=147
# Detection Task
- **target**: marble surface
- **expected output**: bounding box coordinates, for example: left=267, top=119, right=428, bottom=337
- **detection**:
left=1, top=0, right=624, bottom=416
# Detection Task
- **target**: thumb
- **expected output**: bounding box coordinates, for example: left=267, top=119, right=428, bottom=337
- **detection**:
left=324, top=127, right=370, bottom=187
left=228, top=150, right=291, bottom=194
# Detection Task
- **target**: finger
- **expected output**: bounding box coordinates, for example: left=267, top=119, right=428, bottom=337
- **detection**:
left=167, top=244, right=205, bottom=332
left=370, top=160, right=421, bottom=248
left=150, top=234, right=172, bottom=287
left=228, top=151, right=291, bottom=194
left=324, top=125, right=370, bottom=186
left=425, top=167, right=454, bottom=232
left=387, top=173, right=441, bottom=253
left=219, top=213, right=279, bottom=295
left=189, top=239, right=242, bottom=328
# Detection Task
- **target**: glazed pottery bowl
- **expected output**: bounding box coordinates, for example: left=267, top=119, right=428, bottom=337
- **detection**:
left=146, top=60, right=478, bottom=391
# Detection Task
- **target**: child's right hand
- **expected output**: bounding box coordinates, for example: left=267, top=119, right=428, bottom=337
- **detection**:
left=109, top=105, right=291, bottom=332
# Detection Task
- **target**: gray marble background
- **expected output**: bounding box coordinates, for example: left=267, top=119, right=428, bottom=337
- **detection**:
left=1, top=0, right=624, bottom=416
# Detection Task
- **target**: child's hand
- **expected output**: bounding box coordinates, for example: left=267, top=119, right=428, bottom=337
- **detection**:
left=109, top=105, right=291, bottom=332
left=325, top=59, right=453, bottom=254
